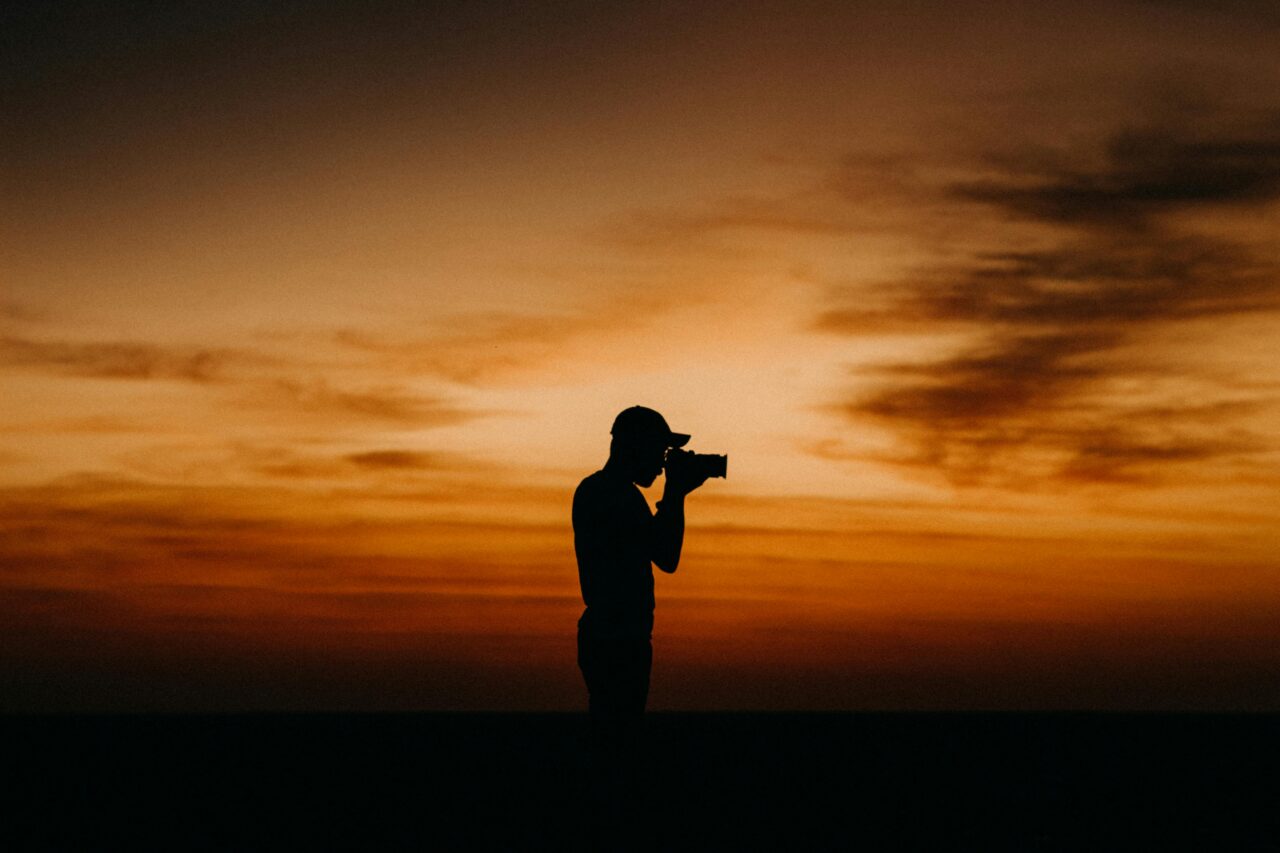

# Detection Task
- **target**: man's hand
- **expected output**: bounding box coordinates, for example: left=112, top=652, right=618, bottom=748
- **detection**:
left=662, top=449, right=711, bottom=498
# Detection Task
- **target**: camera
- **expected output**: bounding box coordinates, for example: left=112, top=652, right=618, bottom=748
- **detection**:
left=665, top=448, right=727, bottom=479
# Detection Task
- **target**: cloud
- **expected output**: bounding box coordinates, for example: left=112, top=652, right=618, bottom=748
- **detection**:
left=0, top=334, right=491, bottom=437
left=231, top=376, right=478, bottom=426
left=0, top=334, right=484, bottom=427
left=955, top=121, right=1280, bottom=229
left=0, top=415, right=180, bottom=435
left=600, top=195, right=858, bottom=252
left=254, top=447, right=491, bottom=480
left=597, top=154, right=939, bottom=255
left=819, top=236, right=1279, bottom=335
left=0, top=334, right=270, bottom=382
left=820, top=108, right=1280, bottom=486
left=0, top=300, right=49, bottom=323
left=330, top=296, right=670, bottom=386
left=344, top=450, right=443, bottom=470
left=1055, top=428, right=1255, bottom=484
left=109, top=441, right=475, bottom=483
left=855, top=332, right=1109, bottom=423
left=1135, top=0, right=1280, bottom=26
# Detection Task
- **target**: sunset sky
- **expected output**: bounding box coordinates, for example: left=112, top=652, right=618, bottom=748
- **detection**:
left=4, top=0, right=1279, bottom=711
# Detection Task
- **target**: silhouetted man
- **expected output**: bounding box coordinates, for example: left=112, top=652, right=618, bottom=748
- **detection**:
left=573, top=406, right=710, bottom=788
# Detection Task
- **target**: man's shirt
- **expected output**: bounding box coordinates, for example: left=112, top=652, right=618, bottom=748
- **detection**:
left=573, top=465, right=655, bottom=639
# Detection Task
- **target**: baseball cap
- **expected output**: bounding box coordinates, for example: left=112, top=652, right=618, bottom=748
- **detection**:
left=610, top=405, right=691, bottom=448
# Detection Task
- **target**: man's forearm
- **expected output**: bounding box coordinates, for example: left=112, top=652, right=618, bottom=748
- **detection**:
left=652, top=490, right=686, bottom=573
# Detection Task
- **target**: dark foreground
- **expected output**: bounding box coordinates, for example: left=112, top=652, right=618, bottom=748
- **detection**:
left=4, top=712, right=1277, bottom=850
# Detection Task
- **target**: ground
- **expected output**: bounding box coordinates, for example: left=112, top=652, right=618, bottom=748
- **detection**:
left=5, top=712, right=1276, bottom=850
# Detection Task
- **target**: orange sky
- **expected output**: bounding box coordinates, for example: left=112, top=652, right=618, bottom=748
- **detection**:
left=4, top=1, right=1280, bottom=710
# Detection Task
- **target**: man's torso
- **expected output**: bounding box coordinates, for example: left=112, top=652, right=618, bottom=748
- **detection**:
left=573, top=467, right=655, bottom=637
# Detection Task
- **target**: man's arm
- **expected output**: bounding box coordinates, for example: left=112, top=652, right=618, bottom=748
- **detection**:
left=573, top=481, right=610, bottom=585
left=651, top=455, right=710, bottom=574
left=651, top=491, right=685, bottom=574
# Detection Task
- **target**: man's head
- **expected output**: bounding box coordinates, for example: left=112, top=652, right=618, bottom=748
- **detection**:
left=608, top=405, right=690, bottom=487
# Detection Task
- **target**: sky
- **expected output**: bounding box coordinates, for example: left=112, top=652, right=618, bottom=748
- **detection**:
left=3, top=0, right=1279, bottom=711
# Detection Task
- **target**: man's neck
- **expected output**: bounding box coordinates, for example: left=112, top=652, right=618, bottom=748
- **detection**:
left=602, top=456, right=634, bottom=483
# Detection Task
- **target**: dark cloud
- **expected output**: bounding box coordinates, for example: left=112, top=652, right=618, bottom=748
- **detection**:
left=820, top=236, right=1277, bottom=336
left=345, top=450, right=442, bottom=470
left=955, top=122, right=1280, bottom=229
left=1055, top=430, right=1254, bottom=484
left=823, top=111, right=1280, bottom=485
left=234, top=447, right=485, bottom=480
left=857, top=332, right=1109, bottom=423
left=0, top=334, right=266, bottom=382
left=1135, top=0, right=1280, bottom=26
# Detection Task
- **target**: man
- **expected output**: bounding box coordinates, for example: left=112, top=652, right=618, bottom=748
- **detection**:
left=573, top=405, right=711, bottom=729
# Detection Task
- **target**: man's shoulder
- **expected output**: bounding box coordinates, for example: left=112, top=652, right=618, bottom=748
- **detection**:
left=580, top=467, right=634, bottom=490
left=576, top=466, right=604, bottom=491
left=575, top=468, right=642, bottom=509
left=575, top=469, right=615, bottom=501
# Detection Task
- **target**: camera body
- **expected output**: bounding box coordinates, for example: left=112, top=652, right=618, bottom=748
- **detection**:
left=665, top=448, right=728, bottom=479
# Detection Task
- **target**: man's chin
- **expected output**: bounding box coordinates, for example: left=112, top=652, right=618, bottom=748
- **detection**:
left=636, top=472, right=658, bottom=487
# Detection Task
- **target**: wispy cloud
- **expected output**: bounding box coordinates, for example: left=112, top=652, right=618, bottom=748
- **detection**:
left=600, top=194, right=857, bottom=251
left=330, top=296, right=670, bottom=386
left=0, top=334, right=270, bottom=382
left=956, top=121, right=1280, bottom=229
left=0, top=331, right=488, bottom=431
left=596, top=153, right=939, bottom=255
left=344, top=450, right=447, bottom=470
left=236, top=376, right=477, bottom=426
left=1136, top=0, right=1280, bottom=26
left=0, top=415, right=182, bottom=435
left=109, top=441, right=485, bottom=483
left=234, top=446, right=481, bottom=480
left=0, top=300, right=49, bottom=323
left=820, top=107, right=1280, bottom=485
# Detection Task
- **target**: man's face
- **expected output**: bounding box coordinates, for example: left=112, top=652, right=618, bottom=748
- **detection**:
left=630, top=439, right=668, bottom=487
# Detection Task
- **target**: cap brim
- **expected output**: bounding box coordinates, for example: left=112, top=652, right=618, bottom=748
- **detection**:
left=667, top=432, right=691, bottom=448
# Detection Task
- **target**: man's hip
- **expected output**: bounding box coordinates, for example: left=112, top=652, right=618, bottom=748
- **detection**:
left=577, top=619, right=652, bottom=715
